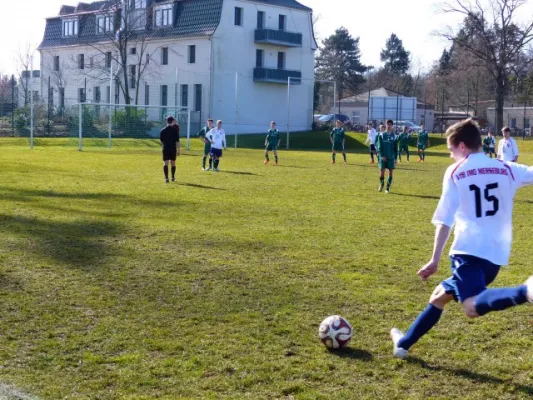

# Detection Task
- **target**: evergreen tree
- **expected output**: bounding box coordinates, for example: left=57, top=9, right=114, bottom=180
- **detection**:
left=380, top=33, right=410, bottom=75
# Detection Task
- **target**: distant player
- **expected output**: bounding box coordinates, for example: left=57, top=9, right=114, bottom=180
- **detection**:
left=365, top=123, right=378, bottom=164
left=264, top=121, right=281, bottom=165
left=390, top=119, right=533, bottom=359
left=397, top=126, right=410, bottom=162
left=497, top=126, right=519, bottom=162
left=159, top=116, right=180, bottom=183
left=482, top=130, right=496, bottom=158
left=376, top=119, right=397, bottom=193
left=417, top=125, right=430, bottom=162
left=198, top=118, right=214, bottom=170
left=207, top=120, right=226, bottom=172
left=330, top=120, right=347, bottom=164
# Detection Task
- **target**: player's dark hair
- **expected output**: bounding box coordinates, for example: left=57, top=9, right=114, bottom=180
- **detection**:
left=167, top=116, right=175, bottom=124
left=207, top=118, right=214, bottom=123
left=502, top=126, right=510, bottom=133
left=386, top=119, right=393, bottom=125
left=446, top=118, right=482, bottom=150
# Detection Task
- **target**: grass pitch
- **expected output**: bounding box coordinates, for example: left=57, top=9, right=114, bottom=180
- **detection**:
left=0, top=133, right=532, bottom=399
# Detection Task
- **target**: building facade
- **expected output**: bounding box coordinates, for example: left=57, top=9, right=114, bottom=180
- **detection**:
left=38, top=0, right=316, bottom=134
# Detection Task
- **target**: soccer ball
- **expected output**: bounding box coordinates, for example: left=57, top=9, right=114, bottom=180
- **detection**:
left=318, top=315, right=353, bottom=349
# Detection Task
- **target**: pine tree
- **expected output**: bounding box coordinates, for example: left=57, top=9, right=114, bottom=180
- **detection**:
left=380, top=33, right=410, bottom=76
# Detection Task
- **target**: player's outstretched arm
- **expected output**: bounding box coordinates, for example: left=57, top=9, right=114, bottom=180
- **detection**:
left=417, top=224, right=451, bottom=280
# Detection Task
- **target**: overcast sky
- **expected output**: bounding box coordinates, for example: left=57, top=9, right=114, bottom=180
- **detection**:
left=2, top=0, right=533, bottom=75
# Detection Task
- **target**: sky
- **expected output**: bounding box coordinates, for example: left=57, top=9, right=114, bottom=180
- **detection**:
left=2, top=0, right=533, bottom=75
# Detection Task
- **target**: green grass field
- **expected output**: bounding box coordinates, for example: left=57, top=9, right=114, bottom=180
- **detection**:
left=1, top=132, right=533, bottom=399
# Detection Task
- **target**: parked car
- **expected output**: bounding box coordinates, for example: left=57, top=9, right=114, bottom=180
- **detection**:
left=397, top=121, right=422, bottom=133
left=315, top=114, right=351, bottom=131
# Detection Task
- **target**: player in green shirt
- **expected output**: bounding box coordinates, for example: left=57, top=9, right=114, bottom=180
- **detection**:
left=417, top=125, right=430, bottom=162
left=397, top=126, right=411, bottom=162
left=376, top=119, right=398, bottom=193
left=330, top=120, right=347, bottom=164
left=483, top=131, right=496, bottom=158
left=198, top=118, right=214, bottom=170
left=264, top=121, right=281, bottom=165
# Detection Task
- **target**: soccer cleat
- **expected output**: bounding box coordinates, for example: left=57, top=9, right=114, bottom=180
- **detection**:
left=202, top=168, right=206, bottom=171
left=205, top=167, right=212, bottom=171
left=525, top=276, right=533, bottom=302
left=385, top=188, right=390, bottom=193
left=214, top=168, right=220, bottom=172
left=378, top=184, right=384, bottom=192
left=331, top=160, right=336, bottom=164
left=275, top=162, right=279, bottom=166
left=165, top=178, right=169, bottom=183
left=390, top=328, right=408, bottom=359
left=171, top=177, right=175, bottom=182
left=264, top=160, right=269, bottom=165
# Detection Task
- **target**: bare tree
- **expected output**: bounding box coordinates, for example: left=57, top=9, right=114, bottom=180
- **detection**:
left=16, top=44, right=34, bottom=106
left=440, top=0, right=533, bottom=131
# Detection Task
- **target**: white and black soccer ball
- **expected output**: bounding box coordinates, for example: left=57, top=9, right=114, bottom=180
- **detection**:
left=318, top=315, right=353, bottom=349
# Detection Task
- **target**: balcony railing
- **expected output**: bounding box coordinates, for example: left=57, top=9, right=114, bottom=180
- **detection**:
left=254, top=29, right=302, bottom=47
left=253, top=68, right=301, bottom=84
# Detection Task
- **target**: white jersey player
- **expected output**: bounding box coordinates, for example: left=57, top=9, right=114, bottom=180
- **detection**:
left=390, top=118, right=533, bottom=359
left=207, top=120, right=226, bottom=172
left=497, top=126, right=519, bottom=162
left=365, top=123, right=378, bottom=163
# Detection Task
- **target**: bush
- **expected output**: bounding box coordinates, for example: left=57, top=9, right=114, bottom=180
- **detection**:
left=112, top=108, right=149, bottom=137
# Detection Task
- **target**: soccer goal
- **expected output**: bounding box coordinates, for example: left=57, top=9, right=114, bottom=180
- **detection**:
left=74, top=103, right=194, bottom=150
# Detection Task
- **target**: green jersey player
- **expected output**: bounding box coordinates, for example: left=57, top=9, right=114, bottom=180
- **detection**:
left=330, top=120, right=347, bottom=164
left=483, top=131, right=496, bottom=158
left=264, top=121, right=281, bottom=165
left=417, top=125, right=430, bottom=162
left=198, top=118, right=214, bottom=170
left=376, top=119, right=398, bottom=193
left=397, top=126, right=410, bottom=162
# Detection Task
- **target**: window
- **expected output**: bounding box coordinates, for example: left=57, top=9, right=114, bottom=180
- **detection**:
left=234, top=7, right=243, bottom=26
left=33, top=91, right=39, bottom=102
left=79, top=88, right=86, bottom=103
left=154, top=4, right=172, bottom=27
left=194, top=84, right=202, bottom=112
left=161, top=85, right=168, bottom=106
left=525, top=118, right=530, bottom=129
left=256, top=49, right=264, bottom=68
left=89, top=56, right=94, bottom=68
left=130, top=47, right=137, bottom=55
left=161, top=47, right=168, bottom=65
left=146, top=54, right=150, bottom=64
left=78, top=54, right=85, bottom=69
left=97, top=15, right=112, bottom=33
left=180, top=84, right=188, bottom=107
left=131, top=0, right=146, bottom=9
left=511, top=118, right=517, bottom=128
left=62, top=18, right=78, bottom=36
left=106, top=52, right=112, bottom=68
left=114, top=81, right=120, bottom=104
left=129, top=65, right=136, bottom=89
left=188, top=45, right=196, bottom=64
left=59, top=87, right=65, bottom=109
left=48, top=87, right=54, bottom=107
left=257, top=11, right=265, bottom=29
left=145, top=84, right=149, bottom=105
left=278, top=15, right=286, bottom=30
left=53, top=56, right=60, bottom=71
left=277, top=52, right=285, bottom=69
left=106, top=86, right=111, bottom=103
left=94, top=86, right=101, bottom=103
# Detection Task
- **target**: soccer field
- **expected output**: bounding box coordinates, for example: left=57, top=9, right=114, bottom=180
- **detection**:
left=1, top=134, right=533, bottom=399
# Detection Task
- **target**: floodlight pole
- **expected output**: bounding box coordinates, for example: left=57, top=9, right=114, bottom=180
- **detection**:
left=108, top=63, right=113, bottom=148
left=30, top=56, right=34, bottom=149
left=78, top=102, right=83, bottom=151
left=287, top=76, right=291, bottom=149
left=234, top=72, right=238, bottom=148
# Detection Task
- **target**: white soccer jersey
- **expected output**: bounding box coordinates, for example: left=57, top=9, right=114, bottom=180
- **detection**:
left=366, top=129, right=378, bottom=145
left=432, top=153, right=533, bottom=266
left=498, top=137, right=519, bottom=161
left=207, top=128, right=226, bottom=149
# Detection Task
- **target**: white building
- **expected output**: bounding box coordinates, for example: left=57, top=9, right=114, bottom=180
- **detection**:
left=18, top=70, right=42, bottom=107
left=38, top=0, right=317, bottom=134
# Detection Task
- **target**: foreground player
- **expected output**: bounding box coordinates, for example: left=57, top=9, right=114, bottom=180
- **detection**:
left=417, top=125, right=430, bottom=162
left=198, top=119, right=214, bottom=170
left=376, top=119, right=397, bottom=193
left=207, top=120, right=226, bottom=171
left=390, top=119, right=533, bottom=359
left=365, top=123, right=378, bottom=164
left=264, top=121, right=281, bottom=165
left=330, top=120, right=347, bottom=164
left=159, top=116, right=180, bottom=182
left=397, top=126, right=410, bottom=162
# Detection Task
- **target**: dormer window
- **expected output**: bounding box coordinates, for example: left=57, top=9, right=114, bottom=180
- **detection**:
left=154, top=4, right=173, bottom=28
left=97, top=15, right=113, bottom=34
left=131, top=0, right=147, bottom=9
left=62, top=18, right=79, bottom=37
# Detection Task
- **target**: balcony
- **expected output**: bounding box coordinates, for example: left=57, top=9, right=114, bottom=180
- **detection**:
left=254, top=29, right=302, bottom=47
left=253, top=68, right=301, bottom=84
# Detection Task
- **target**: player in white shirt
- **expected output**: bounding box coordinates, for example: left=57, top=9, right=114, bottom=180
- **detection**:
left=365, top=123, right=378, bottom=164
left=390, top=119, right=533, bottom=359
left=497, top=126, right=519, bottom=162
left=206, top=120, right=227, bottom=172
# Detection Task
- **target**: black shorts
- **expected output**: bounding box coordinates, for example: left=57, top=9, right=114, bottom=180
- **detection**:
left=370, top=144, right=377, bottom=153
left=162, top=148, right=177, bottom=161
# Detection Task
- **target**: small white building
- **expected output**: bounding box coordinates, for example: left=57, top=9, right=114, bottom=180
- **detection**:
left=38, top=0, right=317, bottom=134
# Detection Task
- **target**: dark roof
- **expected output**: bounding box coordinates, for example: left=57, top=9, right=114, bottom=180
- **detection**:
left=39, top=0, right=224, bottom=49
left=246, top=0, right=312, bottom=11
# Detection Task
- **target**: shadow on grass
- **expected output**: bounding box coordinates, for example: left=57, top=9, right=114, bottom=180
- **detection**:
left=408, top=357, right=533, bottom=396
left=0, top=213, right=122, bottom=269
left=219, top=170, right=260, bottom=176
left=390, top=192, right=441, bottom=200
left=177, top=182, right=226, bottom=191
left=347, top=163, right=429, bottom=172
left=329, top=347, right=373, bottom=361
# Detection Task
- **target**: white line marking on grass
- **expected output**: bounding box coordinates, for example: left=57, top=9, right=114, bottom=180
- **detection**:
left=0, top=384, right=41, bottom=400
